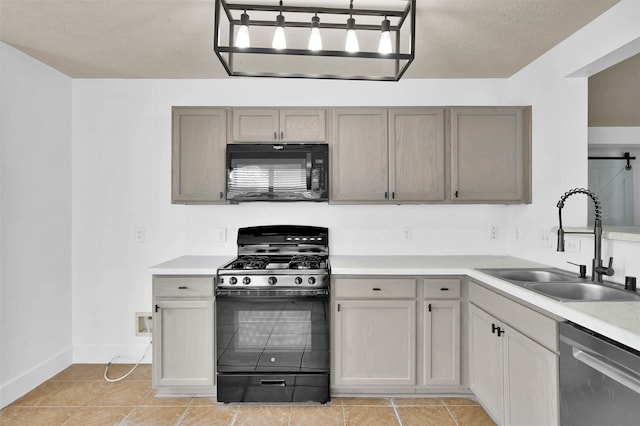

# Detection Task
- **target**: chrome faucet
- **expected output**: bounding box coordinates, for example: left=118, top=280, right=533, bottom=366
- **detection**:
left=556, top=188, right=614, bottom=282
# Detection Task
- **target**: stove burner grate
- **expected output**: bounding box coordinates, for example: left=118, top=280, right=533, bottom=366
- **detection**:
left=229, top=255, right=270, bottom=270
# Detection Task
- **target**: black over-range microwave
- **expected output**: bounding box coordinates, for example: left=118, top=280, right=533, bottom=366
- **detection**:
left=226, top=143, right=329, bottom=202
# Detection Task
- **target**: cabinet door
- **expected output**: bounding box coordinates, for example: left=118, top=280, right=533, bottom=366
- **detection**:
left=424, top=300, right=460, bottom=386
left=172, top=107, right=227, bottom=203
left=450, top=107, right=529, bottom=202
left=280, top=109, right=326, bottom=142
left=469, top=304, right=504, bottom=425
left=153, top=300, right=214, bottom=388
left=333, top=299, right=416, bottom=386
left=504, top=324, right=559, bottom=426
left=331, top=108, right=389, bottom=201
left=389, top=108, right=445, bottom=201
left=232, top=108, right=279, bottom=142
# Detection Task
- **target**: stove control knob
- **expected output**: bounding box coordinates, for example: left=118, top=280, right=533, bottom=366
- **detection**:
left=229, top=277, right=238, bottom=285
left=308, top=277, right=316, bottom=285
left=294, top=277, right=303, bottom=285
left=268, top=277, right=277, bottom=286
left=242, top=277, right=251, bottom=285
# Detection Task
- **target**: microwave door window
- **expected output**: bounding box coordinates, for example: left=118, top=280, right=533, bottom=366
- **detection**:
left=228, top=158, right=308, bottom=200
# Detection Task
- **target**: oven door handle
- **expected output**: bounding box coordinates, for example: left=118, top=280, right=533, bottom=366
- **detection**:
left=260, top=379, right=287, bottom=387
left=572, top=347, right=640, bottom=394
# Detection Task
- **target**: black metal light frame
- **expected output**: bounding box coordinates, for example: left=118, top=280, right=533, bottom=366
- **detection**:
left=213, top=0, right=416, bottom=81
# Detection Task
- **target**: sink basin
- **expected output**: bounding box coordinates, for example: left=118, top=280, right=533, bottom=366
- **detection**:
left=525, top=282, right=640, bottom=302
left=480, top=268, right=582, bottom=283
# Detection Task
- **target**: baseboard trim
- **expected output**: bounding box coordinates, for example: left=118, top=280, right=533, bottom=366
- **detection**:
left=0, top=347, right=72, bottom=408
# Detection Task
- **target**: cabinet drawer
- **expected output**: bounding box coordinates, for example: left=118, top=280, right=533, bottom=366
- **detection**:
left=469, top=281, right=557, bottom=352
left=333, top=278, right=416, bottom=299
left=154, top=276, right=214, bottom=298
left=424, top=278, right=461, bottom=299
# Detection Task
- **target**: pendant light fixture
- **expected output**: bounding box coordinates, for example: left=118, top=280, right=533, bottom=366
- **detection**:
left=345, top=0, right=359, bottom=53
left=378, top=17, right=392, bottom=54
left=272, top=1, right=286, bottom=50
left=235, top=10, right=250, bottom=48
left=308, top=13, right=322, bottom=51
left=214, top=0, right=416, bottom=81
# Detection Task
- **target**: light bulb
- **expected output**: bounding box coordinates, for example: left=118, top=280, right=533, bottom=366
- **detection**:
left=308, top=15, right=322, bottom=51
left=345, top=17, right=359, bottom=53
left=272, top=14, right=286, bottom=49
left=378, top=18, right=392, bottom=54
left=236, top=13, right=250, bottom=48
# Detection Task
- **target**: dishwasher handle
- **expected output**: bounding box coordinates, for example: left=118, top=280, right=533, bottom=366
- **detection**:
left=572, top=347, right=640, bottom=394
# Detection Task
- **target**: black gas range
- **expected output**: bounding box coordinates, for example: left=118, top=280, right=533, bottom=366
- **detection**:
left=215, top=225, right=330, bottom=404
left=216, top=225, right=330, bottom=291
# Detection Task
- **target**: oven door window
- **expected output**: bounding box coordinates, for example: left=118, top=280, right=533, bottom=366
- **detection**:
left=216, top=296, right=329, bottom=373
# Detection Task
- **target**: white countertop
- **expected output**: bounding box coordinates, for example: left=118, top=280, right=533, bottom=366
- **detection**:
left=150, top=254, right=640, bottom=352
left=149, top=255, right=234, bottom=275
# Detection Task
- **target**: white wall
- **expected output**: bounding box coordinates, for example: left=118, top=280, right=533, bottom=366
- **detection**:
left=0, top=43, right=72, bottom=407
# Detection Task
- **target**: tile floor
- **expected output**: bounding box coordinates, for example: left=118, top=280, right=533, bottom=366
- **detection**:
left=1, top=364, right=496, bottom=425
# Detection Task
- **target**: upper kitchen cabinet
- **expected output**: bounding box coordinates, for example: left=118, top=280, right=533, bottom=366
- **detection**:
left=331, top=107, right=445, bottom=203
left=232, top=108, right=326, bottom=142
left=390, top=108, right=445, bottom=201
left=331, top=108, right=389, bottom=202
left=172, top=107, right=228, bottom=204
left=450, top=107, right=531, bottom=203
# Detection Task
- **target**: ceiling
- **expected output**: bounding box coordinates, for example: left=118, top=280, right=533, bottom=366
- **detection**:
left=0, top=0, right=620, bottom=79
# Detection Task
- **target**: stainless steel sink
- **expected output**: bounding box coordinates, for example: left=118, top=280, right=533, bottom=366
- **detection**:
left=480, top=267, right=640, bottom=302
left=480, top=268, right=582, bottom=283
left=525, top=281, right=640, bottom=302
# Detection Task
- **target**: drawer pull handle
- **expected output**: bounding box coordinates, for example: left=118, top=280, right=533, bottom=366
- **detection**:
left=372, top=288, right=381, bottom=291
left=178, top=286, right=188, bottom=290
left=440, top=287, right=449, bottom=291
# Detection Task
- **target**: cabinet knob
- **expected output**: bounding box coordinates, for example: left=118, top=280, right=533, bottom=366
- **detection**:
left=280, top=131, right=284, bottom=140
left=178, top=286, right=188, bottom=290
left=454, top=190, right=459, bottom=198
left=219, top=191, right=224, bottom=199
left=384, top=192, right=388, bottom=199
left=274, top=131, right=277, bottom=140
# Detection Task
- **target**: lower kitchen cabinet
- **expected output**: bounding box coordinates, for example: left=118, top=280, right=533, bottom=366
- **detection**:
left=469, top=282, right=559, bottom=426
left=332, top=278, right=417, bottom=389
left=333, top=299, right=417, bottom=387
left=152, top=276, right=215, bottom=396
left=424, top=300, right=460, bottom=386
left=332, top=276, right=465, bottom=394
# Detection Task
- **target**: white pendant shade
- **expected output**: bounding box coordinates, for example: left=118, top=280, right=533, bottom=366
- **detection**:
left=236, top=12, right=250, bottom=48
left=378, top=18, right=392, bottom=54
left=345, top=17, right=359, bottom=53
left=308, top=27, right=322, bottom=51
left=308, top=15, right=322, bottom=51
left=236, top=25, right=250, bottom=48
left=272, top=14, right=286, bottom=49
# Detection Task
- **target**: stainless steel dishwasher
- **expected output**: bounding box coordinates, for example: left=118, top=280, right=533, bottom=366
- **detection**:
left=559, top=322, right=640, bottom=426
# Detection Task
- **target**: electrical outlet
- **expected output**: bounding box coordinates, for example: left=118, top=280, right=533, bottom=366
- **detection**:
left=135, top=312, right=152, bottom=336
left=403, top=227, right=412, bottom=241
left=213, top=228, right=227, bottom=243
left=490, top=225, right=499, bottom=240
left=565, top=239, right=581, bottom=253
left=539, top=230, right=553, bottom=248
left=134, top=227, right=145, bottom=242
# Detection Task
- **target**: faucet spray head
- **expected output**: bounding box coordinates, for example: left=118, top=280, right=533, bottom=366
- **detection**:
left=557, top=228, right=565, bottom=252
